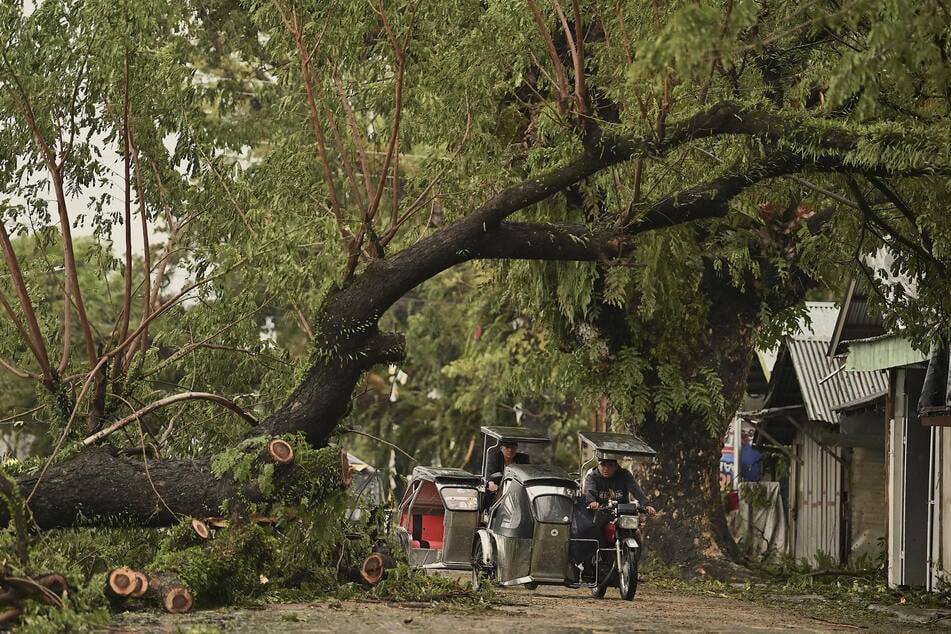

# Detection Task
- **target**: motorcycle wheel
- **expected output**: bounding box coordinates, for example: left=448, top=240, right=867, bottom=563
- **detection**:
left=618, top=545, right=638, bottom=601
left=471, top=540, right=494, bottom=592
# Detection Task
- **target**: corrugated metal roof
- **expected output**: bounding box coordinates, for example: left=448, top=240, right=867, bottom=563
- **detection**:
left=788, top=339, right=889, bottom=423
left=827, top=280, right=886, bottom=358
left=844, top=334, right=929, bottom=371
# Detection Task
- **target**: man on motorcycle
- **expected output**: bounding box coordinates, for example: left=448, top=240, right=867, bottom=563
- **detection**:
left=584, top=458, right=657, bottom=517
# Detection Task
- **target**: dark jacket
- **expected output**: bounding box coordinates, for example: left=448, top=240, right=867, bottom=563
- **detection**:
left=486, top=449, right=529, bottom=486
left=583, top=467, right=649, bottom=507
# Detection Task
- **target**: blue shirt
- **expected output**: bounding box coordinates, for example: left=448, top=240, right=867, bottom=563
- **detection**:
left=740, top=443, right=762, bottom=481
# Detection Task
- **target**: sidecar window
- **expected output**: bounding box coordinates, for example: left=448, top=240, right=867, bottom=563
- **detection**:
left=532, top=494, right=573, bottom=524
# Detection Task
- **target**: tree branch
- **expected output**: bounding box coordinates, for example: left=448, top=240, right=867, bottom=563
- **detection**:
left=82, top=392, right=259, bottom=447
left=0, top=221, right=53, bottom=382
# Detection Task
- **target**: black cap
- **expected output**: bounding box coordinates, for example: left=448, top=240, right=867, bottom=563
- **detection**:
left=598, top=457, right=618, bottom=465
left=500, top=440, right=518, bottom=448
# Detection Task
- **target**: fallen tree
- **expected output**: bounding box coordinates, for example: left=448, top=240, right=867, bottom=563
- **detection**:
left=2, top=1, right=950, bottom=585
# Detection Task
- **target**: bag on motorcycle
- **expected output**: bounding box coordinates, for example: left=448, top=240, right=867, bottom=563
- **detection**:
left=570, top=500, right=600, bottom=564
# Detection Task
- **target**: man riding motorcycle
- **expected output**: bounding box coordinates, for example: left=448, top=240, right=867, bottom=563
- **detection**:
left=582, top=457, right=656, bottom=597
left=583, top=458, right=657, bottom=517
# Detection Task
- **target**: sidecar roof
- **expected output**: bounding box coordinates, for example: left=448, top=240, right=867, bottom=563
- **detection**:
left=579, top=431, right=657, bottom=459
left=480, top=425, right=551, bottom=444
left=409, top=465, right=482, bottom=486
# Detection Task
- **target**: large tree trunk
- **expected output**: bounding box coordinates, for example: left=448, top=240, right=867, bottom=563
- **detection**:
left=637, top=282, right=757, bottom=572
left=13, top=449, right=228, bottom=528
left=3, top=438, right=339, bottom=529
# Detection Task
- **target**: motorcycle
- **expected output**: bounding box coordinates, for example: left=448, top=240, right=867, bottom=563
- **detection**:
left=589, top=499, right=645, bottom=600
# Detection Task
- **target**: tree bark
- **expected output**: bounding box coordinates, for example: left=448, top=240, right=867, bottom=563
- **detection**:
left=11, top=449, right=239, bottom=528
left=4, top=437, right=319, bottom=529
left=638, top=288, right=756, bottom=570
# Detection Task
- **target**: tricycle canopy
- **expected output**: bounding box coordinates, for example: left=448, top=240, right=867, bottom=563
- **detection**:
left=408, top=465, right=483, bottom=487
left=479, top=425, right=551, bottom=481
left=480, top=425, right=551, bottom=444
left=578, top=431, right=657, bottom=460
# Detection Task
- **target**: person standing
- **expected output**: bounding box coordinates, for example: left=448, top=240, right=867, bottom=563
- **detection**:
left=739, top=430, right=763, bottom=482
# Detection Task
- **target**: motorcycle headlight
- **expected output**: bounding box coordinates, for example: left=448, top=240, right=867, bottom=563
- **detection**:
left=617, top=515, right=640, bottom=530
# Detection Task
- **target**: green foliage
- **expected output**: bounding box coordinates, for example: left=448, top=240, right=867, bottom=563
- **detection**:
left=0, top=524, right=164, bottom=631
left=210, top=435, right=347, bottom=516
left=211, top=436, right=271, bottom=483
left=0, top=468, right=29, bottom=566
left=153, top=522, right=276, bottom=607
left=368, top=563, right=490, bottom=604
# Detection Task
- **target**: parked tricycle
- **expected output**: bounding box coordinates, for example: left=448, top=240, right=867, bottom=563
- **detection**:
left=393, top=466, right=482, bottom=569
left=471, top=430, right=657, bottom=600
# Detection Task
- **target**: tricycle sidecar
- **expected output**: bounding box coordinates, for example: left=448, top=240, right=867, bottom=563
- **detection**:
left=394, top=466, right=481, bottom=569
left=472, top=463, right=578, bottom=589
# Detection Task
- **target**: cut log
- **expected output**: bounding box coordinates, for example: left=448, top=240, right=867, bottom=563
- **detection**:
left=162, top=586, right=193, bottom=614
left=106, top=566, right=139, bottom=598
left=268, top=438, right=295, bottom=464
left=129, top=571, right=149, bottom=598
left=106, top=566, right=148, bottom=599
left=146, top=572, right=194, bottom=614
left=191, top=518, right=210, bottom=539
left=359, top=552, right=386, bottom=585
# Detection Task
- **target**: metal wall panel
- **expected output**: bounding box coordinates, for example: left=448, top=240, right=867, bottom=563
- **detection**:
left=793, top=424, right=841, bottom=564
left=850, top=445, right=887, bottom=559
